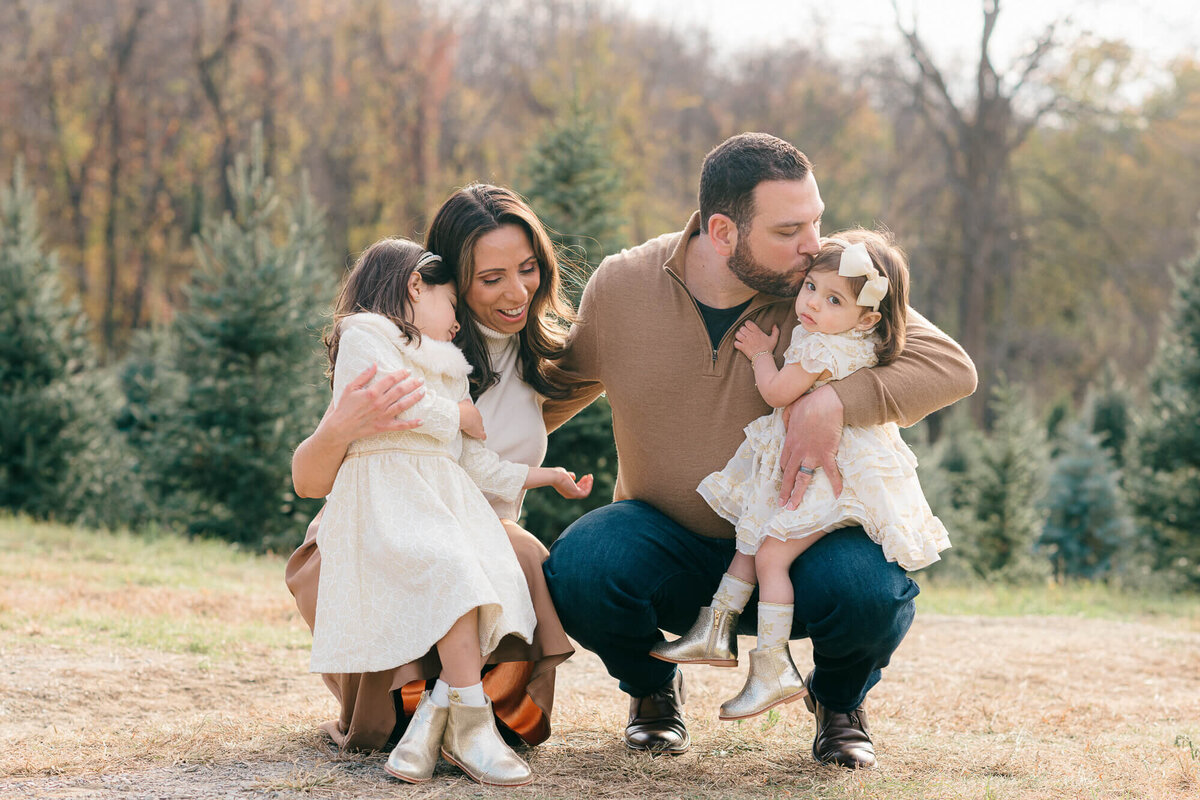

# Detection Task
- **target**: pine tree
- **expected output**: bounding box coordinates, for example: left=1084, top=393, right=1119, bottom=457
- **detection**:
left=1084, top=365, right=1133, bottom=459
left=1043, top=394, right=1073, bottom=457
left=0, top=158, right=134, bottom=526
left=911, top=410, right=986, bottom=580
left=1128, top=245, right=1200, bottom=585
left=964, top=379, right=1052, bottom=581
left=520, top=102, right=625, bottom=303
left=150, top=127, right=331, bottom=549
left=518, top=105, right=627, bottom=544
left=1039, top=421, right=1131, bottom=580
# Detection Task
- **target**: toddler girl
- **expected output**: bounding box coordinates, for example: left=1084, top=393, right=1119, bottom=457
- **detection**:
left=309, top=238, right=591, bottom=787
left=651, top=229, right=950, bottom=720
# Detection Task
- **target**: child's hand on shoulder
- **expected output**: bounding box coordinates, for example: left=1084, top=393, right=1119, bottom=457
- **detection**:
left=525, top=467, right=594, bottom=500
left=734, top=321, right=779, bottom=361
left=459, top=399, right=487, bottom=439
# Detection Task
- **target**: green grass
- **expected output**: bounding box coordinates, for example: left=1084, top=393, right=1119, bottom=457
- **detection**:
left=0, top=514, right=309, bottom=659
left=915, top=575, right=1200, bottom=626
left=3, top=513, right=1198, bottom=665
left=0, top=514, right=284, bottom=591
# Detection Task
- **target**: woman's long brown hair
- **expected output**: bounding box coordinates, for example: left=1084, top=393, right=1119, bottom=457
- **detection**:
left=425, top=184, right=576, bottom=400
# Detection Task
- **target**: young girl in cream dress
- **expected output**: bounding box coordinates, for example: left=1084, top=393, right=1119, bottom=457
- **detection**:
left=310, top=238, right=591, bottom=788
left=652, top=229, right=950, bottom=721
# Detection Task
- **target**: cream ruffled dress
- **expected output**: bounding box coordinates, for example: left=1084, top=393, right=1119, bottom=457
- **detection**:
left=697, top=325, right=951, bottom=571
left=309, top=313, right=536, bottom=674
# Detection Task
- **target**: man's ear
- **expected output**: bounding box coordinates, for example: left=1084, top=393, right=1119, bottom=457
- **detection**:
left=407, top=270, right=423, bottom=303
left=707, top=213, right=738, bottom=258
left=856, top=310, right=882, bottom=330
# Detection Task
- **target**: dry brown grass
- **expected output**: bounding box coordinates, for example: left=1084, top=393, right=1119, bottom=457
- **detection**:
left=2, top=519, right=1199, bottom=799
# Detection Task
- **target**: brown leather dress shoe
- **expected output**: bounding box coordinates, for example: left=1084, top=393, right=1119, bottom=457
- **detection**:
left=625, top=670, right=690, bottom=755
left=803, top=671, right=876, bottom=769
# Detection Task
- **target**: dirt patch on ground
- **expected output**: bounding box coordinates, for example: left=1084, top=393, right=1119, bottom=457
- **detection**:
left=2, top=613, right=1199, bottom=799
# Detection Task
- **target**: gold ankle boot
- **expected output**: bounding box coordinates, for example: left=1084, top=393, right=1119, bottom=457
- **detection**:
left=650, top=606, right=739, bottom=667
left=718, top=644, right=807, bottom=721
left=440, top=693, right=533, bottom=787
left=383, top=691, right=448, bottom=783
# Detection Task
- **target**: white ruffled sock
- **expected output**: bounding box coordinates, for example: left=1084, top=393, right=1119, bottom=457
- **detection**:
left=435, top=679, right=487, bottom=706
left=757, top=602, right=794, bottom=648
left=712, top=572, right=755, bottom=613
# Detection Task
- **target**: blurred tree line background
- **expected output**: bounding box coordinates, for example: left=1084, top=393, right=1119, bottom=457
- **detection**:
left=1, top=0, right=1198, bottom=587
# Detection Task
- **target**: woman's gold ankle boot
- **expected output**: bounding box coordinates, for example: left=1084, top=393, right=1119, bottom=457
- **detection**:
left=718, top=644, right=806, bottom=721
left=650, top=606, right=739, bottom=667
left=383, top=691, right=448, bottom=783
left=440, top=694, right=533, bottom=787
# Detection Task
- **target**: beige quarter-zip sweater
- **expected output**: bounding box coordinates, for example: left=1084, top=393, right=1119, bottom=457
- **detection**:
left=544, top=212, right=977, bottom=540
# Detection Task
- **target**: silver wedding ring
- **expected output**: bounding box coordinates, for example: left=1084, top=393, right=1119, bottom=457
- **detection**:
left=798, top=465, right=816, bottom=476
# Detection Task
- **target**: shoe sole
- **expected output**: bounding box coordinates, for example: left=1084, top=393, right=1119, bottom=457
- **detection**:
left=649, top=651, right=737, bottom=667
left=439, top=749, right=534, bottom=787
left=382, top=763, right=430, bottom=784
left=717, top=688, right=807, bottom=721
left=624, top=737, right=691, bottom=757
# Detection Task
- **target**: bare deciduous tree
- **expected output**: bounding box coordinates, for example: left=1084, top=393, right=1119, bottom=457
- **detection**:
left=893, top=0, right=1064, bottom=419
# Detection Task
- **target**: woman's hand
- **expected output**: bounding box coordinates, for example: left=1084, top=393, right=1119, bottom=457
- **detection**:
left=526, top=467, right=594, bottom=499
left=733, top=321, right=780, bottom=362
left=330, top=363, right=426, bottom=440
left=459, top=399, right=487, bottom=440
left=291, top=363, right=424, bottom=498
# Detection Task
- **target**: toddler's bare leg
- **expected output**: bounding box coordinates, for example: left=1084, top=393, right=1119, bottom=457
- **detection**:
left=727, top=551, right=757, bottom=584
left=436, top=609, right=483, bottom=687
left=756, top=531, right=830, bottom=605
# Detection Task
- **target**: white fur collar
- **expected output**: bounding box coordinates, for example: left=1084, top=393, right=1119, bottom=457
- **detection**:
left=340, top=312, right=471, bottom=378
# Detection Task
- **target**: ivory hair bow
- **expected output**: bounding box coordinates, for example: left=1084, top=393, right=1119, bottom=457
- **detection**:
left=825, top=238, right=888, bottom=311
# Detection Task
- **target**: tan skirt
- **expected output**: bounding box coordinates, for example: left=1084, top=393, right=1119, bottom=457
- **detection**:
left=285, top=509, right=573, bottom=751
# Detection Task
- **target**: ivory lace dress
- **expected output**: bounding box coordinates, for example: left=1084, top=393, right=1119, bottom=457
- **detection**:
left=309, top=313, right=536, bottom=674
left=697, top=326, right=951, bottom=571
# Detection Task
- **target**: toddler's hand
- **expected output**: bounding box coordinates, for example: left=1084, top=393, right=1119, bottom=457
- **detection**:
left=734, top=321, right=780, bottom=361
left=550, top=469, right=594, bottom=500
left=526, top=466, right=593, bottom=499
left=459, top=399, right=487, bottom=439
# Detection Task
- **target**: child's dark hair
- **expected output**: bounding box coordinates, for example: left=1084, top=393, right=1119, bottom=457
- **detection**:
left=324, top=237, right=455, bottom=385
left=808, top=229, right=909, bottom=365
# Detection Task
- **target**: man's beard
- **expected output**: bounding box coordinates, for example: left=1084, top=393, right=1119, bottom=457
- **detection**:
left=727, top=234, right=805, bottom=297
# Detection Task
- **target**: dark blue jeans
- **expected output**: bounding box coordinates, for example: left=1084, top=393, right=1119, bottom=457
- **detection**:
left=543, top=500, right=919, bottom=712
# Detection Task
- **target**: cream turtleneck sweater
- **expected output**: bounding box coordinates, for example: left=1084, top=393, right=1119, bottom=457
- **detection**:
left=472, top=321, right=548, bottom=521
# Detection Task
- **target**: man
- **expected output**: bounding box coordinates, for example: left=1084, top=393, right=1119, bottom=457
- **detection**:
left=542, top=132, right=976, bottom=768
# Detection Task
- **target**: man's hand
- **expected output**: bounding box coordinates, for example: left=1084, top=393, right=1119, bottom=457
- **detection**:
left=779, top=384, right=844, bottom=509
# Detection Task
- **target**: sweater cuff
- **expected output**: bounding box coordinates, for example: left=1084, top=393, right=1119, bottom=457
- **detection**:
left=828, top=370, right=885, bottom=428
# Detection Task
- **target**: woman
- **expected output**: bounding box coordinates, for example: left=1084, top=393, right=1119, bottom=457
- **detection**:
left=286, top=184, right=579, bottom=752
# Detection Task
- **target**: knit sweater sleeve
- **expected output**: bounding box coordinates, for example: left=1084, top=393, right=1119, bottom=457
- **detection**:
left=829, top=307, right=977, bottom=428
left=542, top=264, right=607, bottom=433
